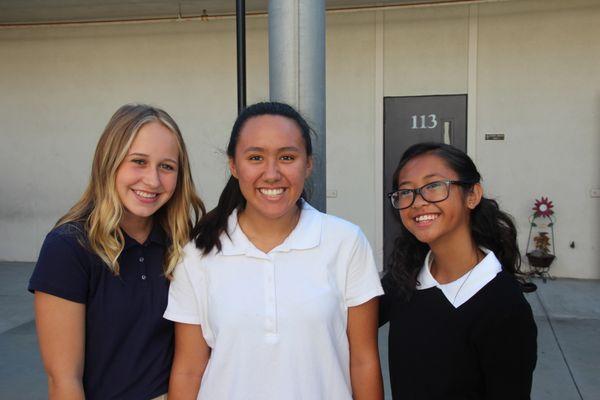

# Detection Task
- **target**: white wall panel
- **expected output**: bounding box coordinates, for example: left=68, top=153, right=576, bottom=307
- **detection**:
left=326, top=11, right=377, bottom=241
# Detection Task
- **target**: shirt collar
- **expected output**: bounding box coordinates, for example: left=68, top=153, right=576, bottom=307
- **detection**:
left=220, top=200, right=323, bottom=257
left=416, top=247, right=502, bottom=308
left=123, top=223, right=168, bottom=250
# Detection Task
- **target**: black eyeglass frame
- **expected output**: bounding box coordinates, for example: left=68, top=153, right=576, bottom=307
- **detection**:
left=387, top=179, right=476, bottom=210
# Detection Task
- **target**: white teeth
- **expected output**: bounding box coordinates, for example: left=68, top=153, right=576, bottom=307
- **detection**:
left=260, top=188, right=285, bottom=196
left=415, top=214, right=438, bottom=222
left=134, top=190, right=158, bottom=199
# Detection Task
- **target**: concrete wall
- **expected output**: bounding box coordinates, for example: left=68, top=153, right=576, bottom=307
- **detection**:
left=1, top=0, right=599, bottom=278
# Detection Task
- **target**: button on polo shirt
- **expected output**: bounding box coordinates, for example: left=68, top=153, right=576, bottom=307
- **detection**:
left=165, top=202, right=383, bottom=400
left=29, top=222, right=173, bottom=400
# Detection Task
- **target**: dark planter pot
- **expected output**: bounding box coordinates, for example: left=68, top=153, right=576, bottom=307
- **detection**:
left=526, top=250, right=555, bottom=269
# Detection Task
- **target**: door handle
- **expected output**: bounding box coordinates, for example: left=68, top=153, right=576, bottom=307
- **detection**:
left=443, top=121, right=452, bottom=145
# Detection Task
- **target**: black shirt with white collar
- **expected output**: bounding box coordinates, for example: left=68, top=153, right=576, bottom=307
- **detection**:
left=380, top=250, right=537, bottom=400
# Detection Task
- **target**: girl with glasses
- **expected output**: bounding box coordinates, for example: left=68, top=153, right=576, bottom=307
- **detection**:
left=29, top=104, right=205, bottom=400
left=164, top=102, right=384, bottom=400
left=380, top=142, right=537, bottom=399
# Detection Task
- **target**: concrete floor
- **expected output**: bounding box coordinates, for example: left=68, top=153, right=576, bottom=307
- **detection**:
left=1, top=262, right=598, bottom=399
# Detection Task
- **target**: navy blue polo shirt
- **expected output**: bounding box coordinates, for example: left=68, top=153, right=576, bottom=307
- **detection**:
left=29, top=222, right=173, bottom=400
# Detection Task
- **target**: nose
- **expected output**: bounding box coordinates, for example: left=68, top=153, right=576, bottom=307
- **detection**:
left=263, top=159, right=281, bottom=182
left=412, top=190, right=429, bottom=208
left=142, top=166, right=162, bottom=188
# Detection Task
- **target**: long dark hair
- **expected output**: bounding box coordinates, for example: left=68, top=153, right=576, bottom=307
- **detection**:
left=386, top=142, right=521, bottom=301
left=193, top=102, right=313, bottom=254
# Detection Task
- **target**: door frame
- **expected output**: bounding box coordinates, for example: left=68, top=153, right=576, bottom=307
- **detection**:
left=375, top=93, right=471, bottom=270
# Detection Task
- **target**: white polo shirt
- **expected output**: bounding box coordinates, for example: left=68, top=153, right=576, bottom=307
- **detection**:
left=164, top=202, right=383, bottom=400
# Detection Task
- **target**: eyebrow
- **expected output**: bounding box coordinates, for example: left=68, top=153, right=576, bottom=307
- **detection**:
left=398, top=173, right=445, bottom=187
left=242, top=146, right=301, bottom=153
left=128, top=152, right=178, bottom=164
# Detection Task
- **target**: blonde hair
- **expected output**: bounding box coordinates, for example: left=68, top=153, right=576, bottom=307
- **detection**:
left=57, top=104, right=205, bottom=277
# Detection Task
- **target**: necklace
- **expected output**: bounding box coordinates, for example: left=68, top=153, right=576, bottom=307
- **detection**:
left=452, top=268, right=474, bottom=305
left=452, top=251, right=484, bottom=305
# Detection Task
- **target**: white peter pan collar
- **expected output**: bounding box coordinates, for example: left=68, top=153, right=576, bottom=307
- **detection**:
left=220, top=200, right=323, bottom=257
left=416, top=248, right=502, bottom=308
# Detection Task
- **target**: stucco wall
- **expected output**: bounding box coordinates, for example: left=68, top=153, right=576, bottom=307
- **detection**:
left=1, top=0, right=598, bottom=278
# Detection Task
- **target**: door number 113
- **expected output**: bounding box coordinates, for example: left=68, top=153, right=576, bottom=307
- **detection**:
left=410, top=114, right=438, bottom=129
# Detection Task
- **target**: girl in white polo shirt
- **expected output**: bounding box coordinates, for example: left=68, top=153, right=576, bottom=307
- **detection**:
left=164, top=102, right=384, bottom=400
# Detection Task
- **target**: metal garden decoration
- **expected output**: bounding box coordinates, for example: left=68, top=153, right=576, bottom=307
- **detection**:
left=525, top=197, right=556, bottom=282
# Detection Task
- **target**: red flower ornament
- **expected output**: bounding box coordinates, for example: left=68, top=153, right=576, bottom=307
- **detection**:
left=533, top=197, right=554, bottom=218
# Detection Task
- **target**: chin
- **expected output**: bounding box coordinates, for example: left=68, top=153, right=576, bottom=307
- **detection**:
left=124, top=204, right=161, bottom=219
left=260, top=209, right=294, bottom=220
left=408, top=228, right=440, bottom=245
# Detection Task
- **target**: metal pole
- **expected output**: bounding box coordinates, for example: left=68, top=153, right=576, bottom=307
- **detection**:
left=236, top=0, right=246, bottom=114
left=269, top=0, right=326, bottom=212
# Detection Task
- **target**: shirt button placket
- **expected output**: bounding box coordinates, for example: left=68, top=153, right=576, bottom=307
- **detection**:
left=264, top=257, right=277, bottom=336
left=139, top=251, right=147, bottom=282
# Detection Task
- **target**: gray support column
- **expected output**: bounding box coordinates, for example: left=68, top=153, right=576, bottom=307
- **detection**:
left=269, top=0, right=326, bottom=212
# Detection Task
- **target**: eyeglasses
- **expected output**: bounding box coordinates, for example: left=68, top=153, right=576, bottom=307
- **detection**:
left=387, top=180, right=473, bottom=210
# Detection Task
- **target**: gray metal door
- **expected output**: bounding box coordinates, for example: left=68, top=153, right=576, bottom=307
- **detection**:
left=383, top=95, right=467, bottom=268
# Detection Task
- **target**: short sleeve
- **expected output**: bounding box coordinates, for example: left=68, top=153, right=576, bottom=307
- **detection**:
left=163, top=248, right=204, bottom=325
left=28, top=231, right=90, bottom=303
left=345, top=229, right=384, bottom=307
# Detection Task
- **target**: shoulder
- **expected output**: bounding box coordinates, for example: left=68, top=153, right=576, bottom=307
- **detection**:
left=320, top=213, right=373, bottom=258
left=46, top=221, right=86, bottom=244
left=42, top=222, right=87, bottom=253
left=479, top=271, right=535, bottom=324
left=487, top=272, right=528, bottom=305
left=299, top=202, right=366, bottom=250
left=30, top=222, right=93, bottom=302
left=317, top=210, right=363, bottom=242
left=176, top=241, right=212, bottom=277
left=181, top=241, right=206, bottom=264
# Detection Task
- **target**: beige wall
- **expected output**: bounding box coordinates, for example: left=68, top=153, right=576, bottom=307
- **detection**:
left=0, top=17, right=269, bottom=259
left=1, top=0, right=598, bottom=278
left=476, top=0, right=600, bottom=278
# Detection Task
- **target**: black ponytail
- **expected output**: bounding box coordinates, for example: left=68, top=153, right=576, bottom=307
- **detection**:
left=386, top=142, right=521, bottom=301
left=192, top=176, right=245, bottom=254
left=471, top=197, right=521, bottom=274
left=193, top=102, right=313, bottom=254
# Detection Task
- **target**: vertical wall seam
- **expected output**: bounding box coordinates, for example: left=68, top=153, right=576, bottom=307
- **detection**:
left=374, top=9, right=385, bottom=269
left=467, top=3, right=478, bottom=161
left=295, top=0, right=300, bottom=108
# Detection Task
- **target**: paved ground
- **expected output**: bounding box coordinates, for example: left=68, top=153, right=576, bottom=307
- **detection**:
left=1, top=262, right=598, bottom=399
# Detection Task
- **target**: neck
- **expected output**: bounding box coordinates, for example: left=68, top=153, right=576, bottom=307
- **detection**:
left=238, top=206, right=301, bottom=253
left=120, top=213, right=153, bottom=244
left=429, top=227, right=483, bottom=284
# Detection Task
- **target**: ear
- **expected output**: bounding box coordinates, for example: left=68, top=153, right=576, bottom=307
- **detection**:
left=228, top=157, right=238, bottom=179
left=305, top=156, right=314, bottom=179
left=466, top=183, right=483, bottom=210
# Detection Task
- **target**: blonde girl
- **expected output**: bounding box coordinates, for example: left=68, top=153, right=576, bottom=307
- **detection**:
left=29, top=104, right=205, bottom=400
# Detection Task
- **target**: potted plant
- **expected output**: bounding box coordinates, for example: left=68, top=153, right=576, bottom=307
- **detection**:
left=526, top=231, right=555, bottom=269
